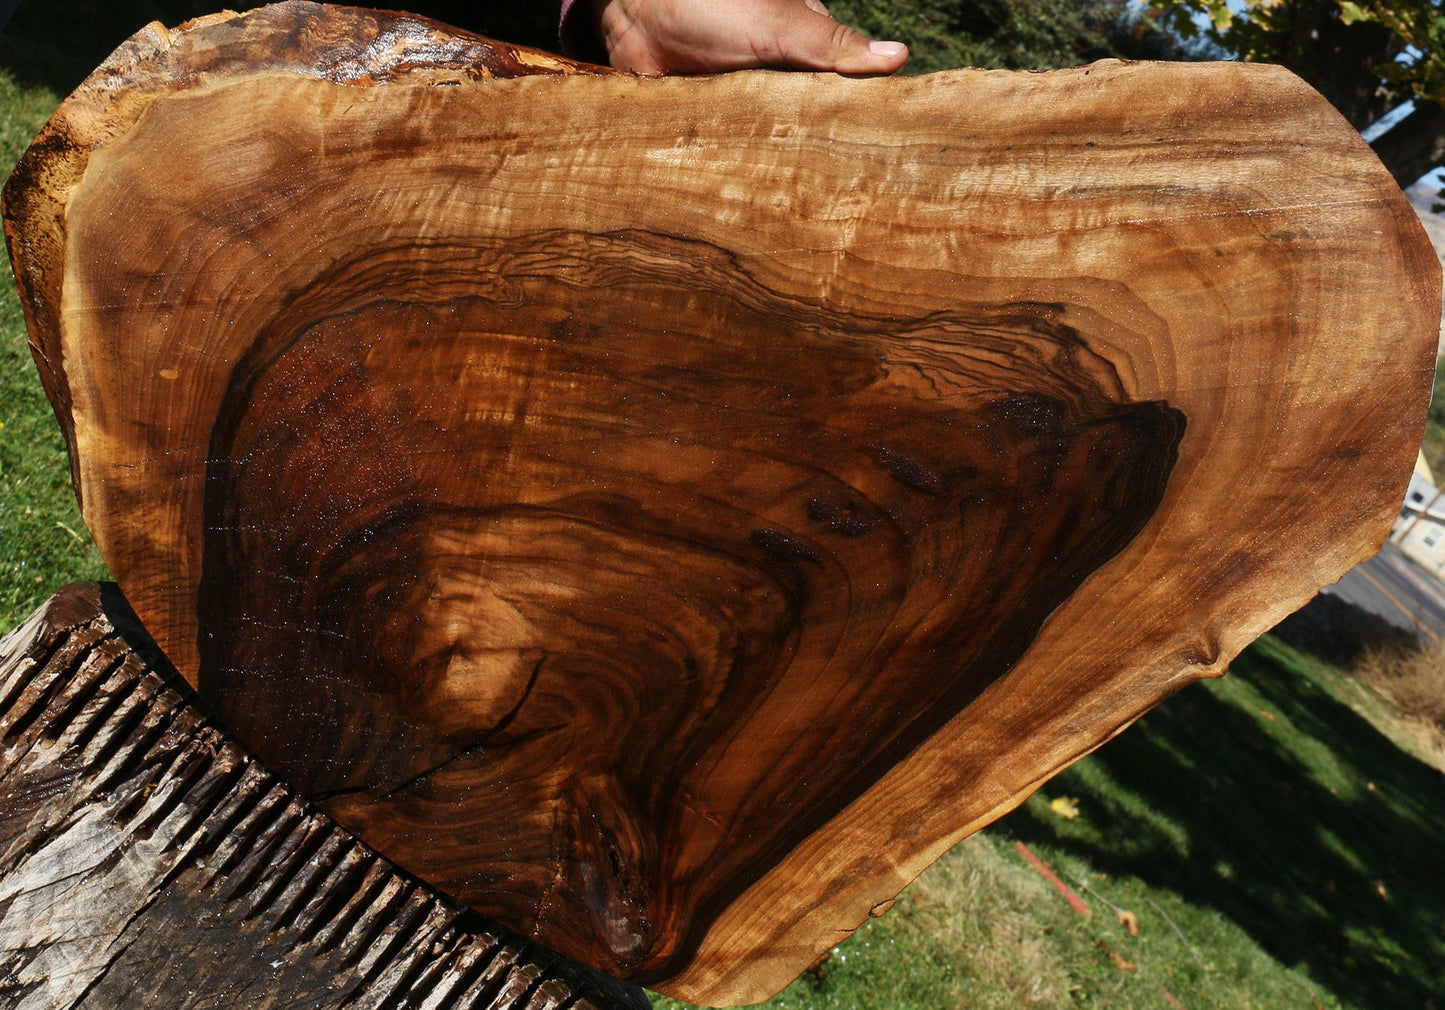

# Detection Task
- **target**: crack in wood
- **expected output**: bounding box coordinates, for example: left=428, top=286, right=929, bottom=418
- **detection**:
left=0, top=584, right=647, bottom=1009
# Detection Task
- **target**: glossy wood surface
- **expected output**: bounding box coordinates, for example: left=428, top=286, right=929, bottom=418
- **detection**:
left=0, top=583, right=647, bottom=1010
left=4, top=3, right=1438, bottom=1001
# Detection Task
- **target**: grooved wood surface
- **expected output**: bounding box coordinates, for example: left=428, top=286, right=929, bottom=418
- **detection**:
left=0, top=583, right=647, bottom=1010
left=3, top=2, right=1439, bottom=1002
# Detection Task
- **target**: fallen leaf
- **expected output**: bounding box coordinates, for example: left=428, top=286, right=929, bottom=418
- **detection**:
left=1096, top=939, right=1136, bottom=971
left=1050, top=796, right=1080, bottom=819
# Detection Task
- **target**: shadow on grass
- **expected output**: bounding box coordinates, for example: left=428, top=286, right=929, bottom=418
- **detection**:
left=1272, top=589, right=1424, bottom=666
left=1003, top=629, right=1445, bottom=1009
left=0, top=1, right=562, bottom=98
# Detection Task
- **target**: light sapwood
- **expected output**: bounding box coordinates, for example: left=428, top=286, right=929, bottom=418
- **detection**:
left=4, top=3, right=1437, bottom=1000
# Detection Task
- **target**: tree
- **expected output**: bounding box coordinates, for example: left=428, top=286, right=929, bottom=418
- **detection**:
left=827, top=0, right=1119, bottom=72
left=1150, top=0, right=1445, bottom=185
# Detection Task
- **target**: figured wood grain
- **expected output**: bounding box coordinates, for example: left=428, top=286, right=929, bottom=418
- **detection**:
left=3, top=2, right=1439, bottom=1003
left=0, top=583, right=648, bottom=1010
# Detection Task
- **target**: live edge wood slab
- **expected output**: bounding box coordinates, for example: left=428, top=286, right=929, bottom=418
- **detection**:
left=3, top=2, right=1439, bottom=1003
left=0, top=582, right=647, bottom=1010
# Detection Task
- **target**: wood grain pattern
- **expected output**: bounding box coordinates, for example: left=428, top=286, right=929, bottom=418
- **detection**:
left=3, top=2, right=1439, bottom=1002
left=0, top=583, right=648, bottom=1010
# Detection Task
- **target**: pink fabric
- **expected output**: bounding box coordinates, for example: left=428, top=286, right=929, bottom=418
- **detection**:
left=559, top=0, right=608, bottom=64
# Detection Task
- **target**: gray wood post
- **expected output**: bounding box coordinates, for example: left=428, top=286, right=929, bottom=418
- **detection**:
left=0, top=583, right=649, bottom=1010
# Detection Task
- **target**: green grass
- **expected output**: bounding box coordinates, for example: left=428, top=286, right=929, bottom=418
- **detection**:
left=650, top=629, right=1445, bottom=1009
left=0, top=70, right=108, bottom=632
left=1003, top=635, right=1445, bottom=1009
left=1423, top=356, right=1445, bottom=476
left=652, top=824, right=1341, bottom=1009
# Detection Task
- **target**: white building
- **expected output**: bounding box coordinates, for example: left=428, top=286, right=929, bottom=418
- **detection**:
left=1391, top=452, right=1445, bottom=577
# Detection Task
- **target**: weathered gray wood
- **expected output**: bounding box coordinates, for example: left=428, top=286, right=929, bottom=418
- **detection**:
left=0, top=583, right=648, bottom=1010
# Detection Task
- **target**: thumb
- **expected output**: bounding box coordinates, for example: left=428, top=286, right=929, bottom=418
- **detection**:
left=763, top=1, right=908, bottom=73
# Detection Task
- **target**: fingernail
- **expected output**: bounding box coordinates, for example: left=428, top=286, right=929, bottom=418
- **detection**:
left=869, top=40, right=907, bottom=57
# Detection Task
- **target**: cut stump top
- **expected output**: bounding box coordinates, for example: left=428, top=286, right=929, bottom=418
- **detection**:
left=0, top=582, right=648, bottom=1010
left=4, top=2, right=1439, bottom=1002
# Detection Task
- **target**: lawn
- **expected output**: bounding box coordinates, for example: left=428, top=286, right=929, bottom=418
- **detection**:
left=2, top=10, right=1443, bottom=1010
left=0, top=70, right=108, bottom=630
left=649, top=629, right=1445, bottom=1009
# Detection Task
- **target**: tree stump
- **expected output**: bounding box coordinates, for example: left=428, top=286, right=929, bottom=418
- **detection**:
left=0, top=582, right=647, bottom=1010
left=3, top=2, right=1438, bottom=1003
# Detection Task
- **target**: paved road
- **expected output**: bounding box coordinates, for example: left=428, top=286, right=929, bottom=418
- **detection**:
left=1321, top=540, right=1445, bottom=645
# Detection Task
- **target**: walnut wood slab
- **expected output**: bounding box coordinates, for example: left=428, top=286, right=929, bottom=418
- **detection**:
left=0, top=583, right=647, bottom=1010
left=3, top=3, right=1439, bottom=1002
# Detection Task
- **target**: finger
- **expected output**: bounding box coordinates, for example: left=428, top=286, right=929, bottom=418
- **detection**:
left=762, top=2, right=908, bottom=74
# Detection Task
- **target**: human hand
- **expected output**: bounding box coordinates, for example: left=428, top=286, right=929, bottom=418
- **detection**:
left=563, top=0, right=909, bottom=75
